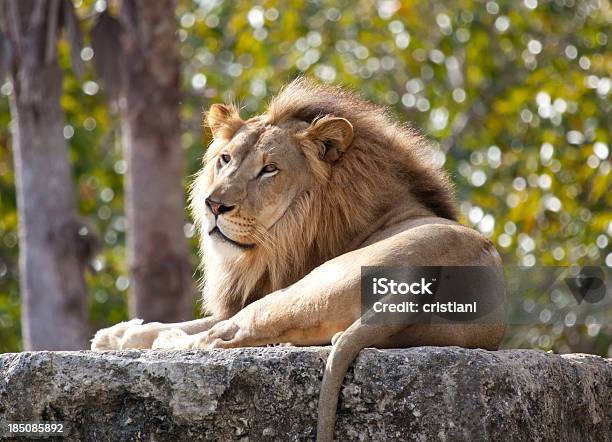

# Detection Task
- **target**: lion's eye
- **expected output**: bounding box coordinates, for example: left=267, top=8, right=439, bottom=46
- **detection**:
left=259, top=164, right=279, bottom=177
left=220, top=154, right=231, bottom=166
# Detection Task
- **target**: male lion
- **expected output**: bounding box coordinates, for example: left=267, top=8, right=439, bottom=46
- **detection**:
left=92, top=78, right=506, bottom=441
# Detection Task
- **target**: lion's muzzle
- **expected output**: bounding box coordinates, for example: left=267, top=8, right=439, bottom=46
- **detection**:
left=205, top=197, right=235, bottom=216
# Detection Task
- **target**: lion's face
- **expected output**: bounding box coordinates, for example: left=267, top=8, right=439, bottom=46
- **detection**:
left=191, top=103, right=353, bottom=257
left=193, top=118, right=312, bottom=253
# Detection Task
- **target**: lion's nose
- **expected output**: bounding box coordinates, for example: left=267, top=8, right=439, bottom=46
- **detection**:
left=205, top=198, right=235, bottom=216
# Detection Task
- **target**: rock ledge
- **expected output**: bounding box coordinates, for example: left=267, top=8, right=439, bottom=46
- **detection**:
left=1, top=347, right=610, bottom=441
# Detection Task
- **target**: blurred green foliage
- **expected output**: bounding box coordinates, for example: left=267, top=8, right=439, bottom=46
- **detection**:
left=0, top=0, right=610, bottom=354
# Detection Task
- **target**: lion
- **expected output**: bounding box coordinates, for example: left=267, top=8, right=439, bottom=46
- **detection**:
left=91, top=77, right=506, bottom=441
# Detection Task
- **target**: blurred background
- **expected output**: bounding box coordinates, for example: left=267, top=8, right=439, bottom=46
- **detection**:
left=0, top=0, right=610, bottom=355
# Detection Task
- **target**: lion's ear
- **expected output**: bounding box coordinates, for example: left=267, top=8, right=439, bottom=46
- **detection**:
left=205, top=103, right=243, bottom=139
left=303, top=116, right=354, bottom=163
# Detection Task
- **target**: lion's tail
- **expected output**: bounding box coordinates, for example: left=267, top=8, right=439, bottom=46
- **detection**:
left=316, top=320, right=407, bottom=442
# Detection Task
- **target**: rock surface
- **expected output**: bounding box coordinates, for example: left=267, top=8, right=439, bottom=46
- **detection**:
left=0, top=347, right=610, bottom=441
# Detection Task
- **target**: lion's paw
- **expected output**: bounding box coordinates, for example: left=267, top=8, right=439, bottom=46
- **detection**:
left=91, top=319, right=164, bottom=350
left=91, top=319, right=144, bottom=350
left=152, top=329, right=192, bottom=350
left=189, top=320, right=244, bottom=349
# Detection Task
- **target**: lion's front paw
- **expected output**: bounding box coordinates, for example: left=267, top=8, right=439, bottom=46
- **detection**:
left=190, top=320, right=245, bottom=349
left=90, top=319, right=161, bottom=350
left=152, top=329, right=192, bottom=350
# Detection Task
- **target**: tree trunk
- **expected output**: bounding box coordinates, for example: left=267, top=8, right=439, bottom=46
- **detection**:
left=5, top=0, right=90, bottom=350
left=119, top=0, right=195, bottom=322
